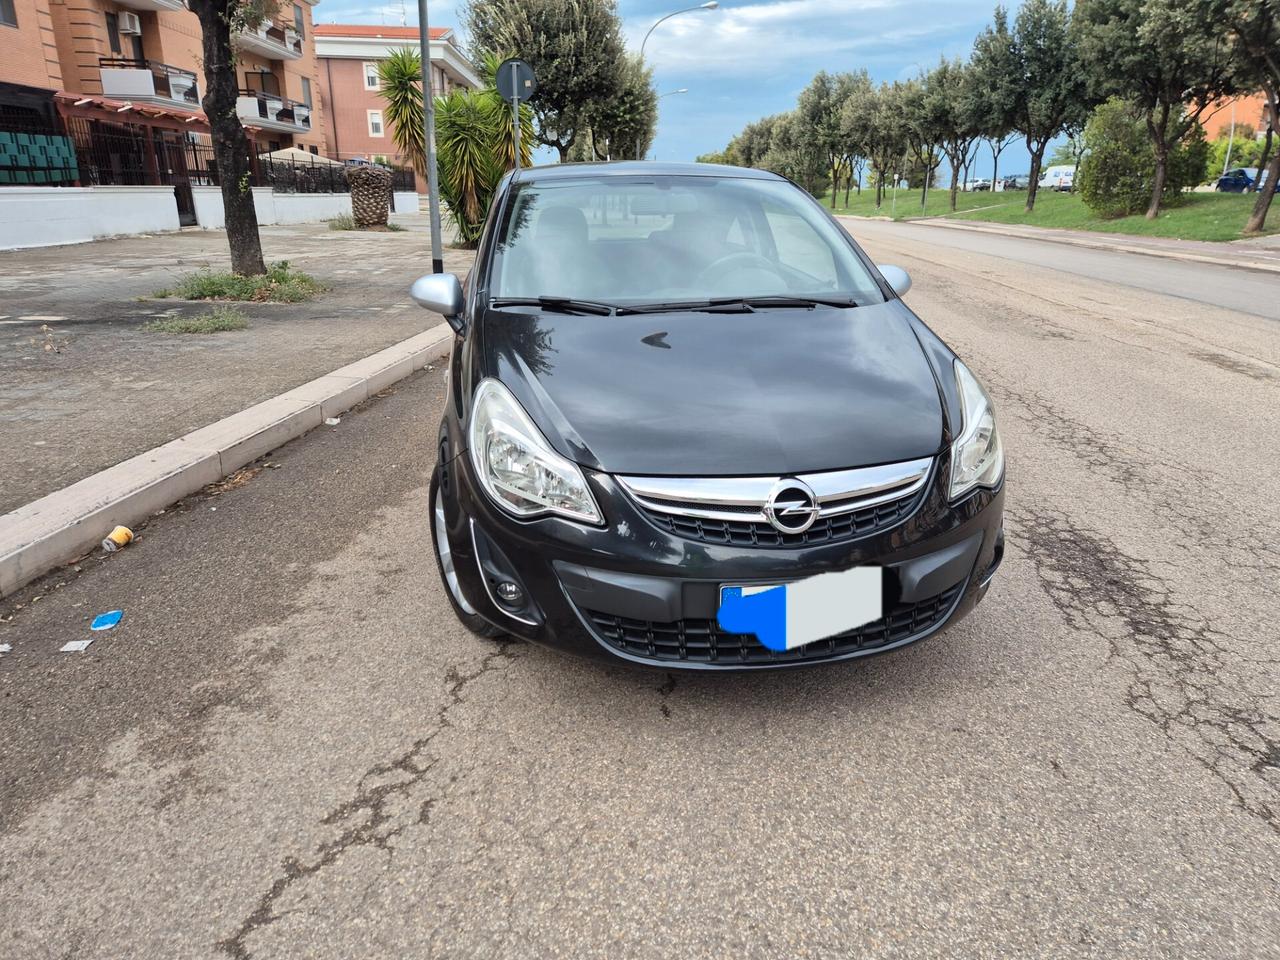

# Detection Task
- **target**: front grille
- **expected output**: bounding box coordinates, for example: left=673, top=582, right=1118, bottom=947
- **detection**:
left=582, top=582, right=964, bottom=665
left=639, top=493, right=919, bottom=547
left=616, top=456, right=933, bottom=548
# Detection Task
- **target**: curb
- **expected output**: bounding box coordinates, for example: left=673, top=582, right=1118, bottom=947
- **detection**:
left=890, top=217, right=1280, bottom=276
left=0, top=323, right=453, bottom=598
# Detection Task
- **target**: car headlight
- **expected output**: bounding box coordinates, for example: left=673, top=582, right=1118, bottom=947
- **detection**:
left=468, top=378, right=603, bottom=525
left=949, top=360, right=1004, bottom=500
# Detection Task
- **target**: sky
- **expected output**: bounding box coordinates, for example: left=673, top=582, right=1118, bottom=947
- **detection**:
left=313, top=0, right=1052, bottom=179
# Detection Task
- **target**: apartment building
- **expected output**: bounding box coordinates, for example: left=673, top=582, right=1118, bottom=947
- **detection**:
left=314, top=24, right=479, bottom=171
left=1, top=0, right=326, bottom=154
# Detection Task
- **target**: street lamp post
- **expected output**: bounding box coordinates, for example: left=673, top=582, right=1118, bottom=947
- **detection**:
left=637, top=2, right=718, bottom=159
left=416, top=0, right=443, bottom=274
left=639, top=1, right=719, bottom=63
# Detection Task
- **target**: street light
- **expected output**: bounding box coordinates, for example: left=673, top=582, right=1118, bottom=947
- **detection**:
left=639, top=2, right=719, bottom=64
left=659, top=88, right=689, bottom=98
left=638, top=2, right=717, bottom=160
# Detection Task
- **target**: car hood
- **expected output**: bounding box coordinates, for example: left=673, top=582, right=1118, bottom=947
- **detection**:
left=483, top=300, right=945, bottom=477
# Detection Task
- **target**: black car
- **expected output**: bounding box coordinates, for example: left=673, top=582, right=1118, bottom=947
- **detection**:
left=414, top=162, right=1005, bottom=669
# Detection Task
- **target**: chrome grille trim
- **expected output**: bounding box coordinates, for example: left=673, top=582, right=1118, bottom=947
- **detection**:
left=616, top=457, right=933, bottom=524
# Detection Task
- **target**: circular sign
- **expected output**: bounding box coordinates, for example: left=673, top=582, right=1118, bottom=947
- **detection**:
left=496, top=58, right=537, bottom=102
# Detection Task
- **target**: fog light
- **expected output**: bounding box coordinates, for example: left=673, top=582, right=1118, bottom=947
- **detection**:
left=495, top=581, right=523, bottom=604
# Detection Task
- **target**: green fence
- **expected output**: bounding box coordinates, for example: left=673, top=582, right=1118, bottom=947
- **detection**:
left=0, top=130, right=79, bottom=185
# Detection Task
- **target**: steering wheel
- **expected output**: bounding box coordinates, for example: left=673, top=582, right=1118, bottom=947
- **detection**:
left=696, top=251, right=784, bottom=288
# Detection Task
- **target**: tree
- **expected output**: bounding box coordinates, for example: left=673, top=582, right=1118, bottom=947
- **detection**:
left=930, top=59, right=983, bottom=210
left=833, top=71, right=873, bottom=206
left=378, top=48, right=428, bottom=180
left=1077, top=97, right=1208, bottom=217
left=382, top=49, right=532, bottom=246
left=189, top=0, right=267, bottom=276
left=1213, top=1, right=1280, bottom=232
left=797, top=71, right=848, bottom=208
left=1075, top=0, right=1237, bottom=219
left=970, top=6, right=1021, bottom=188
left=759, top=111, right=828, bottom=196
left=1009, top=0, right=1091, bottom=212
left=901, top=75, right=945, bottom=210
left=587, top=55, right=657, bottom=161
left=859, top=83, right=909, bottom=209
left=464, top=0, right=626, bottom=161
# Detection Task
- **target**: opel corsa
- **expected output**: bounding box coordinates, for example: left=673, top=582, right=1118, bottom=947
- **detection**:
left=416, top=162, right=1005, bottom=669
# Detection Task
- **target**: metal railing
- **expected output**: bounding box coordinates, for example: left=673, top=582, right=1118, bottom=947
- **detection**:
left=238, top=89, right=311, bottom=129
left=241, top=22, right=303, bottom=56
left=99, top=58, right=200, bottom=105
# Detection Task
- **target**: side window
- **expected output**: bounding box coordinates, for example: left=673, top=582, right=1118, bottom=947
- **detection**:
left=292, top=3, right=304, bottom=38
left=363, top=62, right=379, bottom=90
left=761, top=198, right=838, bottom=288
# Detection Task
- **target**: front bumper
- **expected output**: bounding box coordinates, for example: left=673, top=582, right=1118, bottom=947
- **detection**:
left=436, top=449, right=1004, bottom=670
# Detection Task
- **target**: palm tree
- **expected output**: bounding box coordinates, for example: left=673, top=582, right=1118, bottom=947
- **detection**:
left=378, top=48, right=428, bottom=179
left=380, top=47, right=534, bottom=247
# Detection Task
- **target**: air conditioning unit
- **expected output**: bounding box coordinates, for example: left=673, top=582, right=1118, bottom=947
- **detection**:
left=119, top=12, right=142, bottom=36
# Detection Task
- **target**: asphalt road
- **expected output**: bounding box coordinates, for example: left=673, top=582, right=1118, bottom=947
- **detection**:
left=2, top=224, right=1278, bottom=959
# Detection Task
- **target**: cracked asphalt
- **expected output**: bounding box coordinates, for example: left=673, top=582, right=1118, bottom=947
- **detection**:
left=2, top=222, right=1278, bottom=958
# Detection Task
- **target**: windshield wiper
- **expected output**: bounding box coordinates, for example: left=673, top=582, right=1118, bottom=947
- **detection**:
left=619, top=295, right=860, bottom=315
left=490, top=296, right=617, bottom=316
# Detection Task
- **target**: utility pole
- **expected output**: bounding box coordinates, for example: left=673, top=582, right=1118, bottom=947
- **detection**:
left=417, top=0, right=444, bottom=274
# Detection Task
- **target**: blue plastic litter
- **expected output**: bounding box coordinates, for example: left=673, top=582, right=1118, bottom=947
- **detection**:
left=90, top=610, right=123, bottom=631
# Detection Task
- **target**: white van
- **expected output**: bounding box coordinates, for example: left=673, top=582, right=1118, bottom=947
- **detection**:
left=1038, top=164, right=1074, bottom=192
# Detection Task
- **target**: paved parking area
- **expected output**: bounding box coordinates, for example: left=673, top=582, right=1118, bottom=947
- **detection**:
left=1, top=222, right=1278, bottom=958
left=0, top=216, right=471, bottom=515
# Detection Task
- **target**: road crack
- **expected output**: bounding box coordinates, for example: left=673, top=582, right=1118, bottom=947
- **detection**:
left=216, top=642, right=519, bottom=959
left=1009, top=504, right=1280, bottom=836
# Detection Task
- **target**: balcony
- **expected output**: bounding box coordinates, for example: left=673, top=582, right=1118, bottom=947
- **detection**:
left=99, top=59, right=201, bottom=108
left=235, top=90, right=312, bottom=134
left=236, top=22, right=303, bottom=61
left=113, top=0, right=186, bottom=10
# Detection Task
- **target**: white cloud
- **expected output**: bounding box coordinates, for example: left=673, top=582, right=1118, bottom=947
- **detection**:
left=624, top=0, right=990, bottom=77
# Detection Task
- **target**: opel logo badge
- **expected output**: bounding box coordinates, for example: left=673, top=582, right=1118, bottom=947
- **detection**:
left=764, top=479, right=820, bottom=534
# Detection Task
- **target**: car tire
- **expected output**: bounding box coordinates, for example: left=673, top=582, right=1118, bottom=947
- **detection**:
left=430, top=469, right=506, bottom=640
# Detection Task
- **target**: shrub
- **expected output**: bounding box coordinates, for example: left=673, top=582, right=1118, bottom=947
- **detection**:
left=147, top=307, right=248, bottom=334
left=1078, top=98, right=1208, bottom=218
left=155, top=261, right=325, bottom=303
left=328, top=213, right=356, bottom=230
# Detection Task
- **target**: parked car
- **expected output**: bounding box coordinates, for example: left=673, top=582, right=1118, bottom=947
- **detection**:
left=1002, top=174, right=1030, bottom=190
left=1215, top=167, right=1267, bottom=193
left=966, top=178, right=992, bottom=192
left=1038, top=165, right=1075, bottom=192
left=415, top=162, right=1005, bottom=669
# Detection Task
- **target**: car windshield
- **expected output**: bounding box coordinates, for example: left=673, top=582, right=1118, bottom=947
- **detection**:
left=488, top=175, right=886, bottom=307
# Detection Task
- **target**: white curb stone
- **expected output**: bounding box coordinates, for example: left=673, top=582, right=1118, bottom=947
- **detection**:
left=0, top=323, right=453, bottom=597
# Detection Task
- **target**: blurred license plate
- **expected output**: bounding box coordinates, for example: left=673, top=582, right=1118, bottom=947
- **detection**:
left=718, top=567, right=883, bottom=651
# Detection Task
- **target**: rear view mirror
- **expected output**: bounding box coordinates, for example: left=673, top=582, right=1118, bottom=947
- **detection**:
left=877, top=264, right=912, bottom=298
left=411, top=273, right=466, bottom=333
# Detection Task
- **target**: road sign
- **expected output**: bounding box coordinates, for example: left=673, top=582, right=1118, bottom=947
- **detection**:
left=497, top=59, right=535, bottom=170
left=496, top=59, right=536, bottom=102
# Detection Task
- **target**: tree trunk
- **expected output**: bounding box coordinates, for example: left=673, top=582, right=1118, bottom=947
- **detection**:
left=948, top=149, right=960, bottom=211
left=875, top=173, right=883, bottom=209
left=1025, top=144, right=1045, bottom=212
left=1146, top=148, right=1168, bottom=220
left=991, top=139, right=1001, bottom=190
left=556, top=143, right=571, bottom=163
left=1245, top=147, right=1280, bottom=233
left=1250, top=125, right=1274, bottom=194
left=844, top=162, right=853, bottom=205
left=191, top=0, right=265, bottom=276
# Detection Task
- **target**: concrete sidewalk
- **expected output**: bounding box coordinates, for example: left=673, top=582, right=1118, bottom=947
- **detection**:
left=0, top=214, right=474, bottom=515
left=906, top=216, right=1280, bottom=274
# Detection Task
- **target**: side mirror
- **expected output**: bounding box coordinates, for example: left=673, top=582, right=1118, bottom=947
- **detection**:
left=411, top=273, right=466, bottom=334
left=877, top=264, right=912, bottom=298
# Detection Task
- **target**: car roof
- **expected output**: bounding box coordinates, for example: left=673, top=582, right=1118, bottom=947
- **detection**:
left=510, top=161, right=786, bottom=184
